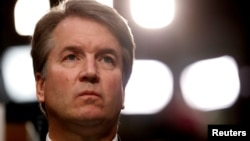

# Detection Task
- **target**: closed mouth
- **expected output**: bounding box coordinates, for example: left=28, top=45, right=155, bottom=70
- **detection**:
left=78, top=90, right=100, bottom=97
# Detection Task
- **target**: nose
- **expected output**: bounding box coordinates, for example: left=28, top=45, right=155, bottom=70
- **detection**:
left=79, top=57, right=100, bottom=83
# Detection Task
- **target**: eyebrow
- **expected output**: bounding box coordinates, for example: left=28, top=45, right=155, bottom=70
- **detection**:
left=60, top=46, right=83, bottom=54
left=95, top=48, right=120, bottom=59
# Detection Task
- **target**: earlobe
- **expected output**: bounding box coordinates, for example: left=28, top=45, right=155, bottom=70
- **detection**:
left=35, top=73, right=45, bottom=103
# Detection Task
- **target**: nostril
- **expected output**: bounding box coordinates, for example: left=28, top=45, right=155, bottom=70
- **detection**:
left=81, top=74, right=100, bottom=83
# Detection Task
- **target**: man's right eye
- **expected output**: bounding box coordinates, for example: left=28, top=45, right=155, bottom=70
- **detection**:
left=64, top=54, right=77, bottom=61
left=61, top=53, right=80, bottom=67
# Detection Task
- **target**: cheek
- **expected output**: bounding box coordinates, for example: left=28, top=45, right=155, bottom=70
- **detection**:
left=45, top=66, right=77, bottom=98
left=105, top=70, right=122, bottom=88
left=47, top=70, right=69, bottom=87
left=102, top=71, right=124, bottom=100
left=43, top=66, right=78, bottom=111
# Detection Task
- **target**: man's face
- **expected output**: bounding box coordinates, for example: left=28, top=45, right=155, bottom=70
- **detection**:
left=36, top=16, right=124, bottom=125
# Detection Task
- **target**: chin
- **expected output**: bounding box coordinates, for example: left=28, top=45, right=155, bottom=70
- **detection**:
left=76, top=107, right=105, bottom=119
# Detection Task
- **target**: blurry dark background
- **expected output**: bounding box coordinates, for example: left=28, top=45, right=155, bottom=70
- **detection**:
left=1, top=0, right=250, bottom=141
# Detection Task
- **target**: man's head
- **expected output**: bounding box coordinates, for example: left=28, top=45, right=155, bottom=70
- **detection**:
left=31, top=0, right=135, bottom=87
left=31, top=0, right=135, bottom=138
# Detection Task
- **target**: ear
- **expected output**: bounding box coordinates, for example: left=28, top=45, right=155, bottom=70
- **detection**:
left=35, top=73, right=45, bottom=103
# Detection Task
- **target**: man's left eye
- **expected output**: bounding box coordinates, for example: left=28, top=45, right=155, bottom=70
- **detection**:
left=102, top=56, right=114, bottom=64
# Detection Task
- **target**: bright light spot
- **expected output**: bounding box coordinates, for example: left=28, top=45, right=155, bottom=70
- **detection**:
left=1, top=46, right=36, bottom=103
left=14, top=0, right=50, bottom=36
left=122, top=60, right=173, bottom=115
left=95, top=0, right=113, bottom=7
left=180, top=56, right=240, bottom=111
left=130, top=0, right=175, bottom=29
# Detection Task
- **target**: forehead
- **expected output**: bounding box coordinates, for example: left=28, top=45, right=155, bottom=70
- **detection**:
left=51, top=16, right=121, bottom=51
left=49, top=17, right=122, bottom=59
left=44, top=16, right=124, bottom=69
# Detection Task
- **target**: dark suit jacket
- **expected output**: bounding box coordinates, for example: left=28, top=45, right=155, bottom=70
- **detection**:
left=118, top=135, right=121, bottom=141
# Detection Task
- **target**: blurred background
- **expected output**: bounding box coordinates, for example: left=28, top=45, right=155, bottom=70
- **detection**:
left=1, top=0, right=250, bottom=141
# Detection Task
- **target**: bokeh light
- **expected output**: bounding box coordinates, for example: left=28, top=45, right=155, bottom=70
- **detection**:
left=180, top=56, right=240, bottom=111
